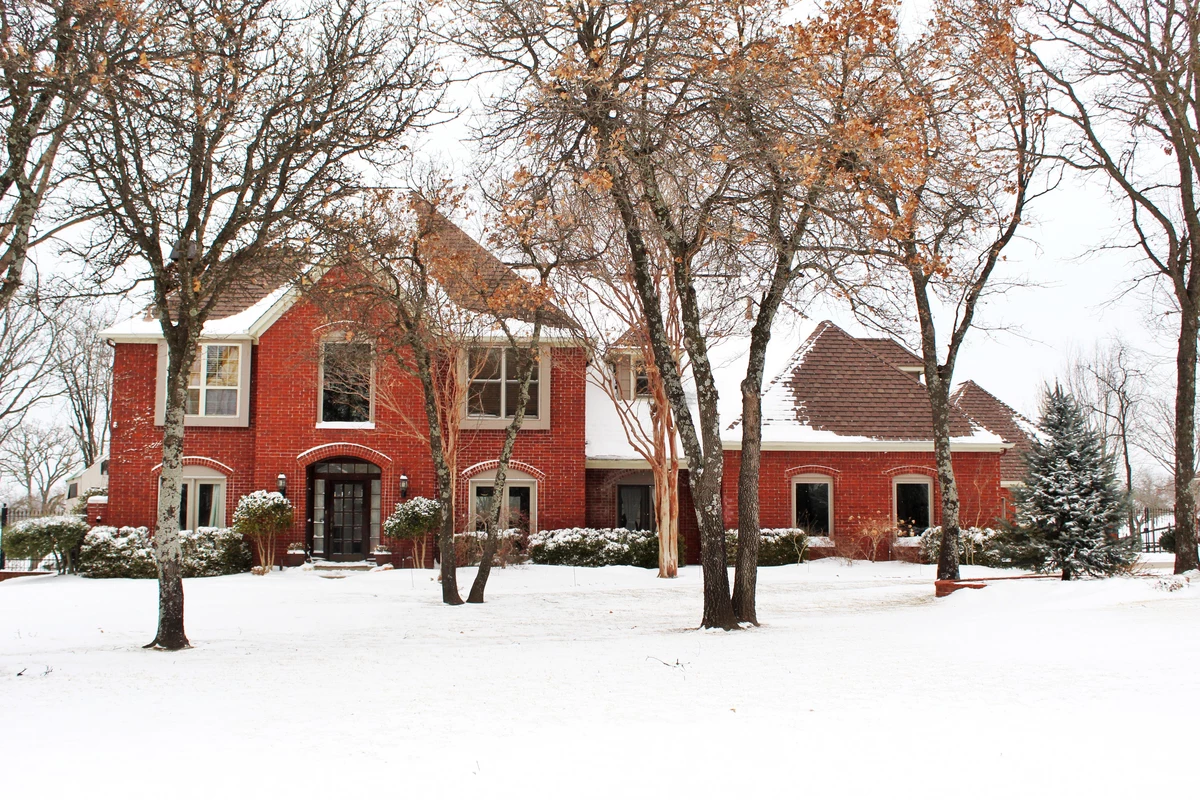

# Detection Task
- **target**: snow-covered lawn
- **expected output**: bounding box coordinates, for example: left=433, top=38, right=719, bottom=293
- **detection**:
left=3, top=561, right=1197, bottom=799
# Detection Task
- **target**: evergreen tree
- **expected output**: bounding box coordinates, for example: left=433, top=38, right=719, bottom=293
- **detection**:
left=1013, top=384, right=1135, bottom=579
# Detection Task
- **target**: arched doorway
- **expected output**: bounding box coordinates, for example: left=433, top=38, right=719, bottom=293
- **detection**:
left=307, top=457, right=382, bottom=561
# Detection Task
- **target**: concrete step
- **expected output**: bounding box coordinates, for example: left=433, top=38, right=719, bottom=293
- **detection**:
left=312, top=561, right=374, bottom=572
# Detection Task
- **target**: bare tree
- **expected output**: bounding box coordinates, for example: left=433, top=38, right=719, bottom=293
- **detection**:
left=1064, top=339, right=1143, bottom=534
left=0, top=0, right=122, bottom=310
left=1030, top=0, right=1200, bottom=572
left=0, top=422, right=77, bottom=512
left=52, top=298, right=114, bottom=466
left=844, top=0, right=1049, bottom=581
left=70, top=0, right=443, bottom=649
left=0, top=291, right=59, bottom=443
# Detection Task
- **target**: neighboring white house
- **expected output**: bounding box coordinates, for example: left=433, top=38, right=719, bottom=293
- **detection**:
left=65, top=455, right=109, bottom=502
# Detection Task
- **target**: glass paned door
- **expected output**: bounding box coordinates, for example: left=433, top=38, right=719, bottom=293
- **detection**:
left=328, top=481, right=367, bottom=559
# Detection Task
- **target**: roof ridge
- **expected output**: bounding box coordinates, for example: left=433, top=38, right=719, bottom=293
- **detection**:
left=953, top=380, right=1036, bottom=429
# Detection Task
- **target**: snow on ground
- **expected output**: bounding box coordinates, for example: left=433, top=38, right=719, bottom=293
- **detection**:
left=2, top=561, right=1198, bottom=799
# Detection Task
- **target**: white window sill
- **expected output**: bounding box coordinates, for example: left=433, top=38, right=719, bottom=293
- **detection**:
left=316, top=421, right=376, bottom=430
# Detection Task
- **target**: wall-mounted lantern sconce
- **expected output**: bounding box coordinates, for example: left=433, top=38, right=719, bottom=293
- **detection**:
left=277, top=473, right=288, bottom=497
left=399, top=474, right=409, bottom=499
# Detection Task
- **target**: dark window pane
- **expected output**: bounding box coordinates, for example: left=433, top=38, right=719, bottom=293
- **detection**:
left=178, top=482, right=189, bottom=531
left=469, top=348, right=502, bottom=380
left=505, top=380, right=538, bottom=418
left=196, top=483, right=215, bottom=528
left=896, top=483, right=931, bottom=532
left=205, top=388, right=237, bottom=416
left=618, top=485, right=654, bottom=531
left=795, top=482, right=830, bottom=534
left=508, top=486, right=532, bottom=533
left=475, top=486, right=494, bottom=531
left=322, top=341, right=372, bottom=422
left=468, top=382, right=502, bottom=417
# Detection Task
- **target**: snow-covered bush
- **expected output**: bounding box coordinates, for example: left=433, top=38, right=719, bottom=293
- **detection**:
left=919, top=526, right=1002, bottom=567
left=384, top=497, right=442, bottom=567
left=2, top=515, right=90, bottom=573
left=529, top=528, right=659, bottom=568
left=454, top=529, right=527, bottom=567
left=77, top=526, right=251, bottom=578
left=232, top=491, right=293, bottom=574
left=725, top=528, right=809, bottom=566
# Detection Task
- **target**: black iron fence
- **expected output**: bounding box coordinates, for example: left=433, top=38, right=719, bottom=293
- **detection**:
left=1138, top=507, right=1174, bottom=553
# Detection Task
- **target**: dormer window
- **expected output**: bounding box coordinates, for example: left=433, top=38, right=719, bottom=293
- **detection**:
left=611, top=354, right=651, bottom=401
left=186, top=344, right=240, bottom=417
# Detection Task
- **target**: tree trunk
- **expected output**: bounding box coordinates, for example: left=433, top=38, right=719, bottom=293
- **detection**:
left=1172, top=306, right=1199, bottom=573
left=930, top=385, right=962, bottom=581
left=654, top=459, right=677, bottom=578
left=145, top=336, right=193, bottom=650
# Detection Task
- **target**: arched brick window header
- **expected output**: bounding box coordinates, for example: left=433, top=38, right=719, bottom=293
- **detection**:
left=882, top=465, right=938, bottom=478
left=459, top=459, right=547, bottom=486
left=296, top=442, right=393, bottom=468
left=784, top=464, right=841, bottom=479
left=151, top=456, right=235, bottom=476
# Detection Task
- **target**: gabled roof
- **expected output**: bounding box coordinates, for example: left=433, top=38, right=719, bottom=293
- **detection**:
left=102, top=204, right=576, bottom=342
left=952, top=380, right=1037, bottom=482
left=727, top=321, right=1004, bottom=450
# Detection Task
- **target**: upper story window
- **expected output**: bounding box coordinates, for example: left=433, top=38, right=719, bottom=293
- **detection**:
left=320, top=335, right=373, bottom=426
left=611, top=354, right=651, bottom=401
left=467, top=347, right=540, bottom=419
left=186, top=344, right=240, bottom=417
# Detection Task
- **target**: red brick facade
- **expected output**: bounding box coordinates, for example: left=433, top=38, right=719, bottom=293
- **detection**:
left=107, top=297, right=1009, bottom=565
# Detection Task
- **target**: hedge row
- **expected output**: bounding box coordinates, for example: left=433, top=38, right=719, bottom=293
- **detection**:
left=725, top=528, right=810, bottom=566
left=78, top=526, right=251, bottom=579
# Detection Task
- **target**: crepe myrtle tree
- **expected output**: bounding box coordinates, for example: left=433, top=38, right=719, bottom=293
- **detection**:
left=69, top=0, right=443, bottom=648
left=233, top=490, right=293, bottom=574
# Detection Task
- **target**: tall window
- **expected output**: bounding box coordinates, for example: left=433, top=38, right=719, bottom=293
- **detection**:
left=187, top=344, right=240, bottom=417
left=617, top=484, right=654, bottom=531
left=793, top=475, right=832, bottom=534
left=467, top=348, right=540, bottom=419
left=473, top=482, right=535, bottom=534
left=895, top=477, right=932, bottom=535
left=611, top=354, right=652, bottom=401
left=321, top=337, right=373, bottom=424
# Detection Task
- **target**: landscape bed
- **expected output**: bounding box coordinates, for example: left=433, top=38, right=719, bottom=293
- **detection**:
left=1, top=560, right=1197, bottom=799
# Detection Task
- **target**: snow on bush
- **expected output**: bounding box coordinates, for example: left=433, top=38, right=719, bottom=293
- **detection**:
left=233, top=491, right=293, bottom=574
left=725, top=528, right=809, bottom=566
left=919, top=526, right=1002, bottom=566
left=77, top=526, right=251, bottom=579
left=529, top=528, right=660, bottom=569
left=2, top=515, right=90, bottom=574
left=455, top=528, right=527, bottom=567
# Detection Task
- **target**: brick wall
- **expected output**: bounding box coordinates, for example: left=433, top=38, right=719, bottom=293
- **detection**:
left=106, top=297, right=589, bottom=561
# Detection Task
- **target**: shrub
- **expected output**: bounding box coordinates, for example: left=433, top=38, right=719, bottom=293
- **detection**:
left=919, top=526, right=1003, bottom=567
left=77, top=526, right=251, bottom=578
left=2, top=515, right=90, bottom=574
left=454, top=529, right=527, bottom=567
left=1159, top=528, right=1175, bottom=553
left=724, top=528, right=809, bottom=566
left=529, top=528, right=658, bottom=568
left=384, top=496, right=442, bottom=567
left=232, top=491, right=293, bottom=574
left=71, top=487, right=108, bottom=516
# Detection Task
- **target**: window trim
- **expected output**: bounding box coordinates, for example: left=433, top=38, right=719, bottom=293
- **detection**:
left=790, top=473, right=834, bottom=535
left=893, top=474, right=934, bottom=534
left=460, top=346, right=552, bottom=431
left=158, top=465, right=228, bottom=531
left=317, top=333, right=376, bottom=428
left=154, top=340, right=252, bottom=428
left=610, top=353, right=652, bottom=402
left=468, top=474, right=539, bottom=533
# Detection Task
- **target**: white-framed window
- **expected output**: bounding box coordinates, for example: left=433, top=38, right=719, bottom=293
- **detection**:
left=894, top=475, right=933, bottom=535
left=161, top=466, right=227, bottom=531
left=791, top=474, right=833, bottom=535
left=319, top=333, right=374, bottom=426
left=470, top=474, right=537, bottom=534
left=467, top=347, right=542, bottom=419
left=616, top=483, right=654, bottom=531
left=186, top=343, right=241, bottom=417
left=610, top=354, right=651, bottom=401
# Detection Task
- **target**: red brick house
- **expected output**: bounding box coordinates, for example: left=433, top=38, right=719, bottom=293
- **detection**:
left=100, top=221, right=1030, bottom=564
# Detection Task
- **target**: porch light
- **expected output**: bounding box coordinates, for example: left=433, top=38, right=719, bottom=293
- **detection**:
left=277, top=473, right=288, bottom=497
left=399, top=474, right=409, bottom=499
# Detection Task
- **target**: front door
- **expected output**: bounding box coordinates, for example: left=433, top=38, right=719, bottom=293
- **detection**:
left=327, top=479, right=369, bottom=559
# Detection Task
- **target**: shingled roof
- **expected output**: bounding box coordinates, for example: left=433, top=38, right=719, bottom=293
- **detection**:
left=738, top=320, right=998, bottom=445
left=856, top=337, right=925, bottom=372
left=952, top=380, right=1037, bottom=482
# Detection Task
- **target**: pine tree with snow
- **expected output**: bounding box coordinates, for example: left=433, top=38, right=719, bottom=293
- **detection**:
left=1013, top=384, right=1135, bottom=580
